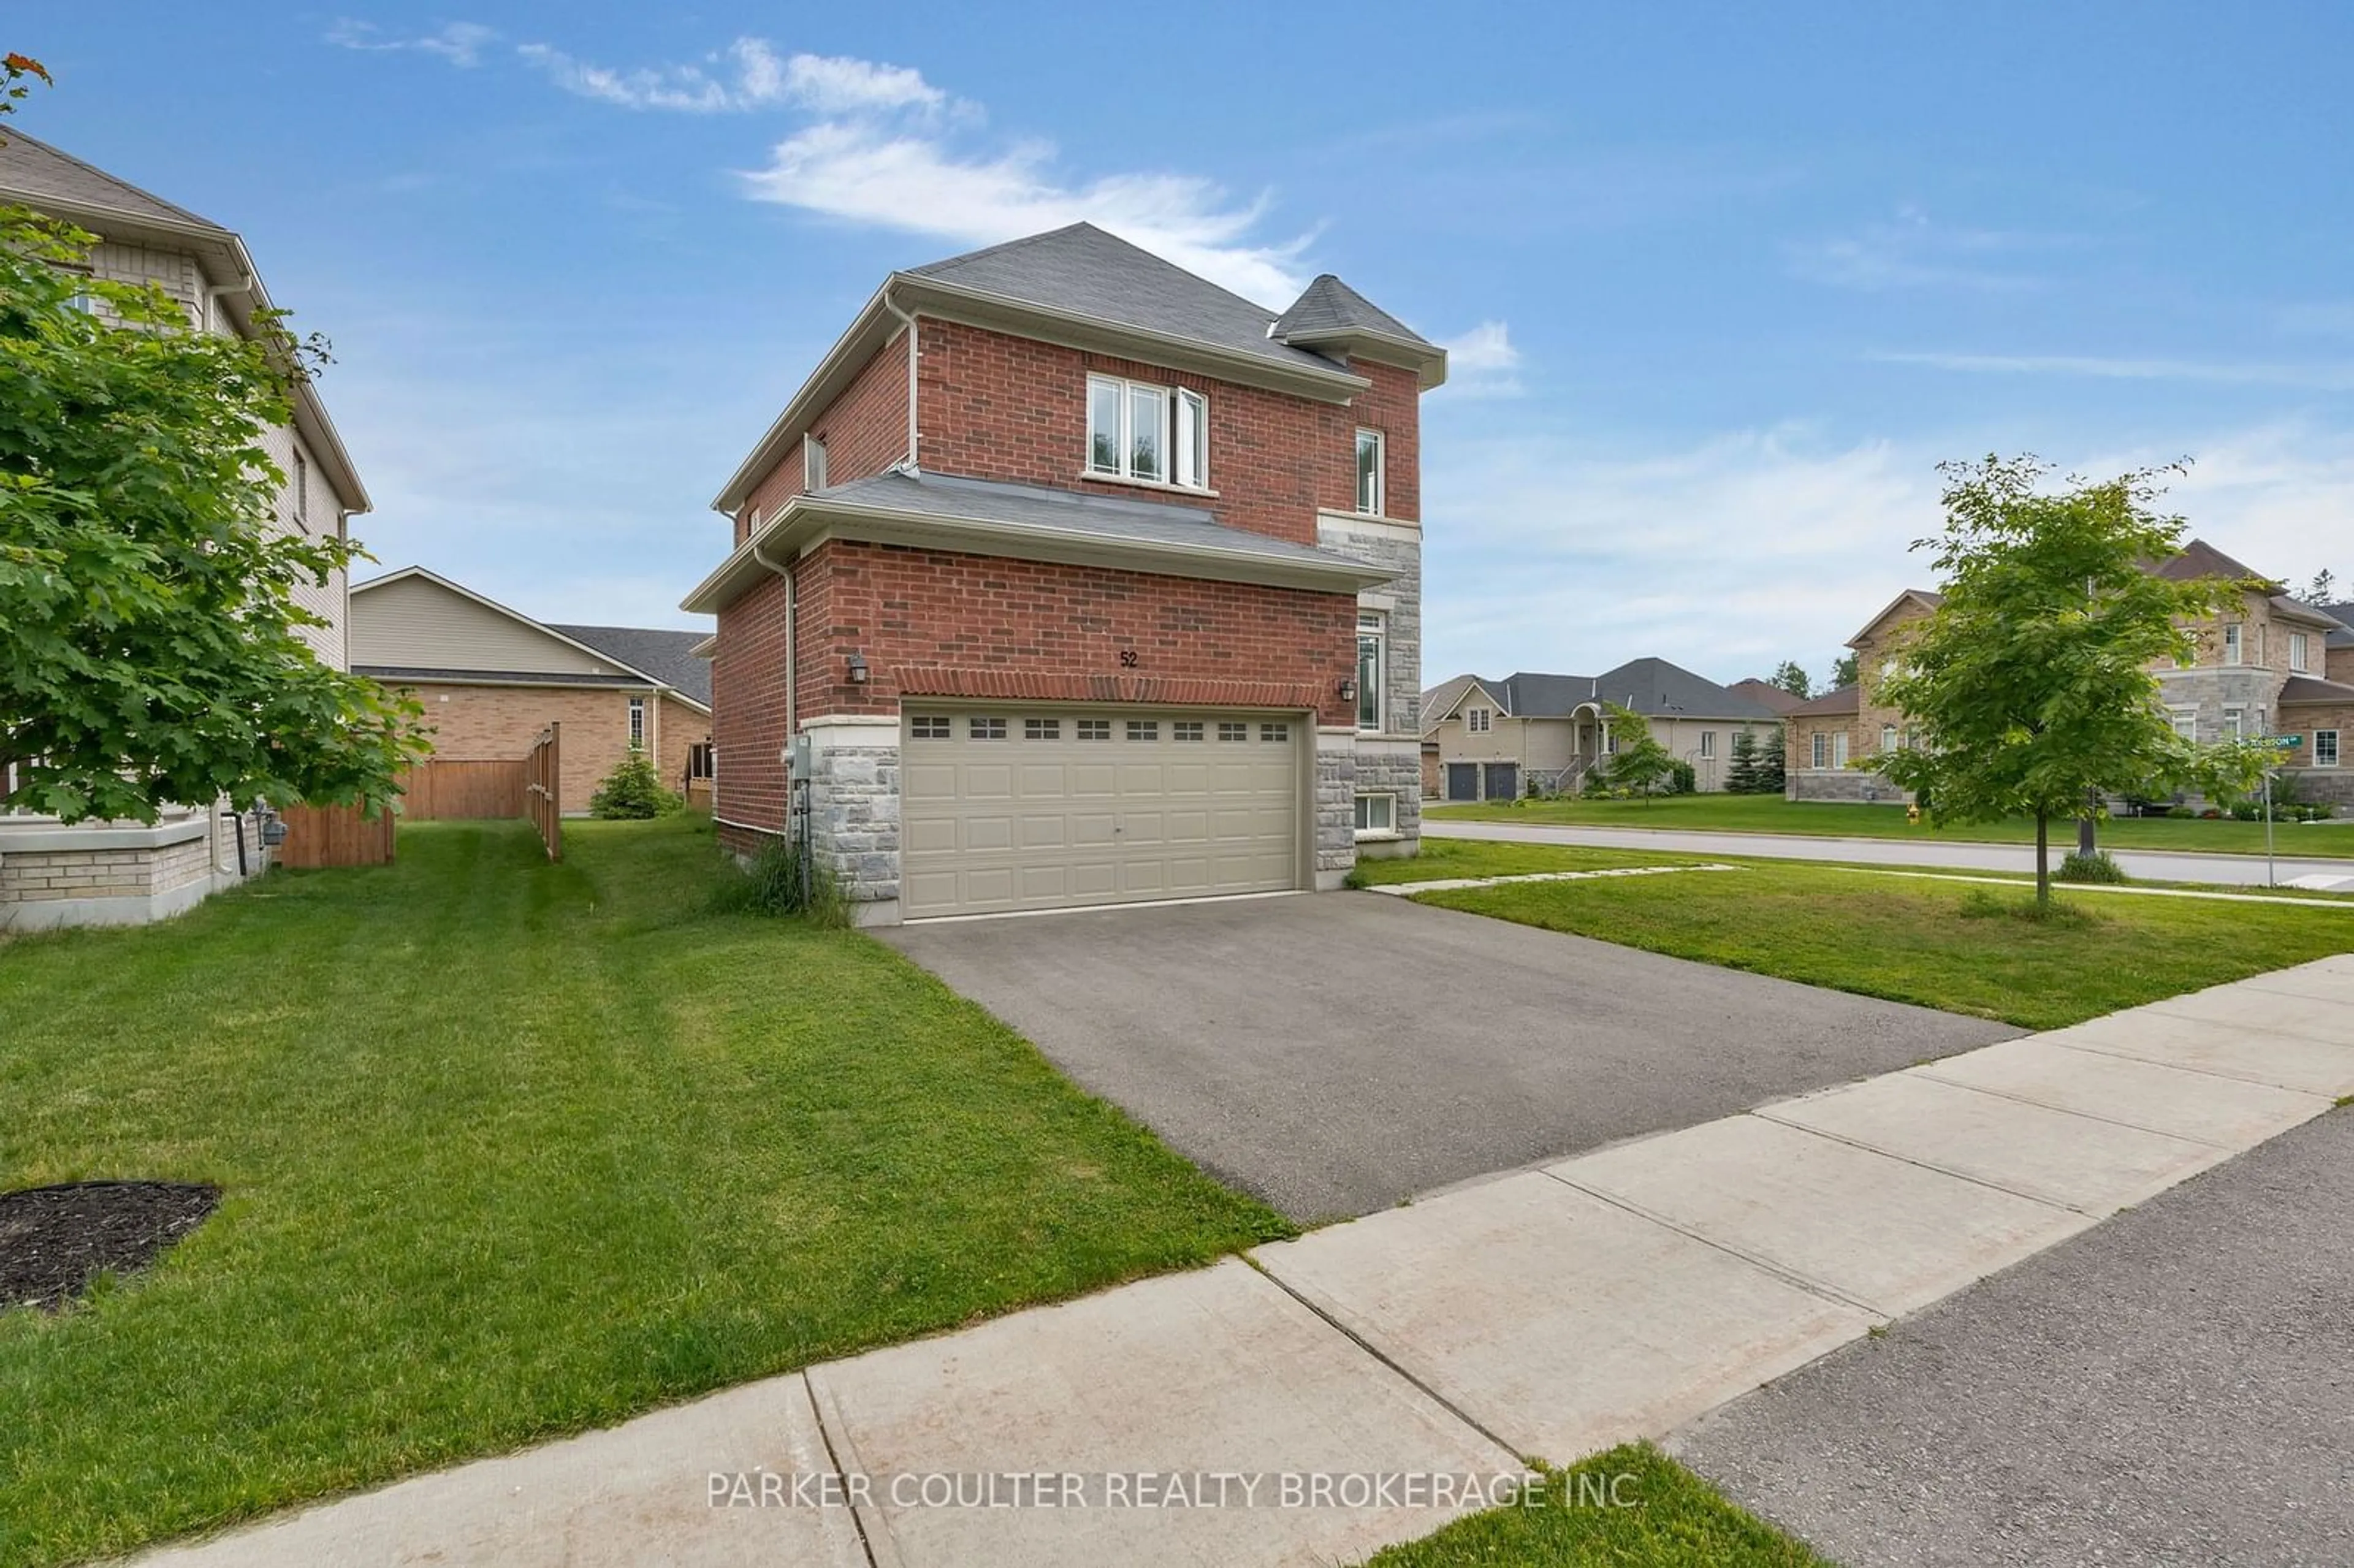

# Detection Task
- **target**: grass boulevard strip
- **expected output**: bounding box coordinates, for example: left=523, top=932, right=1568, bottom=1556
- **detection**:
left=1426, top=794, right=2354, bottom=859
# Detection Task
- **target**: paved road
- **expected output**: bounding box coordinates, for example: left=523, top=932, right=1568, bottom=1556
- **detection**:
left=880, top=892, right=2016, bottom=1222
left=1425, top=817, right=2354, bottom=889
left=1673, top=1104, right=2354, bottom=1567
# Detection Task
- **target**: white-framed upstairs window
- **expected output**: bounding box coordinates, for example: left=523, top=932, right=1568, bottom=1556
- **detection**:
left=1466, top=706, right=1491, bottom=734
left=1355, top=611, right=1385, bottom=732
left=1355, top=428, right=1385, bottom=516
left=628, top=696, right=646, bottom=748
left=2222, top=622, right=2244, bottom=665
left=2290, top=631, right=2310, bottom=673
left=1087, top=375, right=1208, bottom=489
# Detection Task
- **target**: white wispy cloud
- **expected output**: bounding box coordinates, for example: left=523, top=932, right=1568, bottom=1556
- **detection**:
left=1875, top=349, right=2354, bottom=392
left=517, top=39, right=945, bottom=116
left=326, top=20, right=496, bottom=67
left=1436, top=321, right=1522, bottom=397
left=1788, top=205, right=2052, bottom=292
left=741, top=121, right=1311, bottom=303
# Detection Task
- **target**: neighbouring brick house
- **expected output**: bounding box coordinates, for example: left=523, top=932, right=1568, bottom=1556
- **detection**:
left=1788, top=544, right=2354, bottom=811
left=351, top=568, right=712, bottom=813
left=0, top=133, right=370, bottom=929
left=1420, top=660, right=1785, bottom=799
left=685, top=223, right=1443, bottom=923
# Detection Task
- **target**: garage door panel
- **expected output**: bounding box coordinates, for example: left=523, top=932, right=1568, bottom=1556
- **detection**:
left=902, top=709, right=1301, bottom=918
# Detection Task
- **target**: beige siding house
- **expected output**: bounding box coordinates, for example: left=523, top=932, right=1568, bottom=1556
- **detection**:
left=351, top=569, right=714, bottom=814
left=0, top=133, right=371, bottom=929
left=1423, top=659, right=1785, bottom=800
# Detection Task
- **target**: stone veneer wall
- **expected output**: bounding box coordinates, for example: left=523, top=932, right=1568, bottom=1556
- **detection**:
left=1788, top=769, right=1908, bottom=804
left=1314, top=729, right=1357, bottom=887
left=1352, top=737, right=1423, bottom=859
left=803, top=718, right=902, bottom=924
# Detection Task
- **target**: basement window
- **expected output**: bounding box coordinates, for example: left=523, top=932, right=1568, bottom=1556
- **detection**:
left=1354, top=793, right=1396, bottom=837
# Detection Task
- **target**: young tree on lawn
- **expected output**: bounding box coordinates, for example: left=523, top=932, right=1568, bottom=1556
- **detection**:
left=1873, top=455, right=2236, bottom=905
left=1767, top=660, right=1812, bottom=699
left=1726, top=729, right=1762, bottom=793
left=1756, top=727, right=1788, bottom=794
left=1828, top=653, right=1861, bottom=690
left=1601, top=701, right=1678, bottom=798
left=0, top=68, right=424, bottom=821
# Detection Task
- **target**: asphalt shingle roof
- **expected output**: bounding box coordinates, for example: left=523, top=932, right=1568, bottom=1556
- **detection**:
left=2153, top=538, right=2271, bottom=585
left=1463, top=660, right=1785, bottom=721
left=2280, top=674, right=2354, bottom=706
left=907, top=223, right=1360, bottom=379
left=1271, top=274, right=1434, bottom=348
left=1727, top=677, right=1807, bottom=715
left=550, top=625, right=714, bottom=708
left=815, top=468, right=1378, bottom=574
left=1785, top=683, right=1862, bottom=718
left=0, top=130, right=221, bottom=230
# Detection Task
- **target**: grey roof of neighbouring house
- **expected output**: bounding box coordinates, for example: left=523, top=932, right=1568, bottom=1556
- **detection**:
left=1466, top=659, right=1785, bottom=722
left=2280, top=674, right=2354, bottom=706
left=550, top=625, right=713, bottom=708
left=354, top=666, right=662, bottom=690
left=1270, top=273, right=1435, bottom=348
left=1785, top=683, right=1862, bottom=717
left=908, top=223, right=1371, bottom=379
left=0, top=130, right=223, bottom=230
left=810, top=468, right=1377, bottom=573
left=1727, top=677, right=1807, bottom=715
left=2320, top=603, right=2354, bottom=647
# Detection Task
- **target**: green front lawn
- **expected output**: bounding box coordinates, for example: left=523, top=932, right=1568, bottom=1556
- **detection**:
left=1384, top=843, right=2352, bottom=1030
left=1427, top=794, right=2354, bottom=858
left=1360, top=1444, right=1828, bottom=1567
left=0, top=817, right=1286, bottom=1567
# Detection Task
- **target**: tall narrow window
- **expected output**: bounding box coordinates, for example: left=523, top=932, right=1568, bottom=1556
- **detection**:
left=806, top=435, right=829, bottom=490
left=1700, top=730, right=1718, bottom=759
left=1880, top=723, right=1897, bottom=753
left=2290, top=631, right=2310, bottom=672
left=1356, top=611, right=1385, bottom=732
left=2222, top=622, right=2244, bottom=664
left=1174, top=388, right=1207, bottom=488
left=1355, top=428, right=1385, bottom=515
left=628, top=696, right=646, bottom=748
left=1811, top=732, right=1829, bottom=769
left=2222, top=706, right=2244, bottom=739
left=2317, top=730, right=2341, bottom=767
left=1087, top=378, right=1124, bottom=474
left=1128, top=382, right=1165, bottom=481
left=1832, top=731, right=1850, bottom=768
left=292, top=450, right=309, bottom=526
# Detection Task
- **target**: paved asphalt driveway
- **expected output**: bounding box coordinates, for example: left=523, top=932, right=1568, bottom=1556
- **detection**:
left=1426, top=818, right=2354, bottom=890
left=880, top=892, right=2019, bottom=1221
left=1674, top=1106, right=2354, bottom=1567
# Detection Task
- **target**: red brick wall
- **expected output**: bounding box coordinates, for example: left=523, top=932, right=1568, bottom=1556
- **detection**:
left=711, top=540, right=1357, bottom=839
left=711, top=569, right=792, bottom=835
left=914, top=320, right=1420, bottom=544
left=737, top=327, right=912, bottom=545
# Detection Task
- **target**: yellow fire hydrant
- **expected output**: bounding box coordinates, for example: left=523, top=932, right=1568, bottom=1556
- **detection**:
left=1906, top=802, right=1922, bottom=825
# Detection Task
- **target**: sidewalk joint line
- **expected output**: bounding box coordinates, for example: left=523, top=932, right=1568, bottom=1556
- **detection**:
left=1539, top=1161, right=1889, bottom=1318
left=802, top=1369, right=889, bottom=1568
left=1904, top=1066, right=2241, bottom=1152
left=2045, top=1032, right=2347, bottom=1094
left=1748, top=1106, right=2098, bottom=1215
left=1240, top=1254, right=1534, bottom=1471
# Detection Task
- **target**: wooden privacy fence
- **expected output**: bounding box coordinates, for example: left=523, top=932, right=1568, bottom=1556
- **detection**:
left=276, top=800, right=397, bottom=869
left=398, top=759, right=528, bottom=820
left=525, top=722, right=562, bottom=862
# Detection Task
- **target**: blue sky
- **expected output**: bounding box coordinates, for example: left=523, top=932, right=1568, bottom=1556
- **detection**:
left=18, top=3, right=2354, bottom=688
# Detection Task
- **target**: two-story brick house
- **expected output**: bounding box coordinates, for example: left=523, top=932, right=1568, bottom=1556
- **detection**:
left=1787, top=542, right=2354, bottom=810
left=0, top=132, right=370, bottom=929
left=684, top=224, right=1442, bottom=923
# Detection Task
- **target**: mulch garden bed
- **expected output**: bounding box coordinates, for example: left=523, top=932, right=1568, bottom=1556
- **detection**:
left=0, top=1181, right=219, bottom=1312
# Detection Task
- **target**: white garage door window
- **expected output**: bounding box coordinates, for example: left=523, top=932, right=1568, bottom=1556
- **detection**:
left=901, top=709, right=1303, bottom=918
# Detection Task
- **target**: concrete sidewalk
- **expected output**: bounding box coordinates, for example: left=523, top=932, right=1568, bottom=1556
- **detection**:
left=132, top=955, right=2354, bottom=1568
left=1425, top=816, right=2354, bottom=889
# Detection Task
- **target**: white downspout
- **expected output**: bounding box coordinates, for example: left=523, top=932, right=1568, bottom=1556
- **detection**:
left=881, top=284, right=920, bottom=471
left=753, top=540, right=796, bottom=757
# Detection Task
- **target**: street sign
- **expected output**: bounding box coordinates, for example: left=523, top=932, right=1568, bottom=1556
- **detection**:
left=2266, top=735, right=2301, bottom=751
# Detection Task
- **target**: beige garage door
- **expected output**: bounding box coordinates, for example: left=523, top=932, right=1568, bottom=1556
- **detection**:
left=901, top=709, right=1303, bottom=919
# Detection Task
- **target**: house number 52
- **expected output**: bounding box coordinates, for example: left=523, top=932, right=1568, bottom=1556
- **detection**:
left=1118, top=650, right=1140, bottom=668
